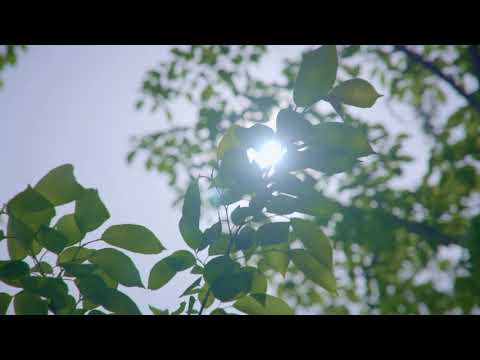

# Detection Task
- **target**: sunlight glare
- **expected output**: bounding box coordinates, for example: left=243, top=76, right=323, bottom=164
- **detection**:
left=247, top=141, right=286, bottom=169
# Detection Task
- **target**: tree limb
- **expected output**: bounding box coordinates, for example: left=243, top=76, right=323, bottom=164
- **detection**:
left=394, top=45, right=480, bottom=113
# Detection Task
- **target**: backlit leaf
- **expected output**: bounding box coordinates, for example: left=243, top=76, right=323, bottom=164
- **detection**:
left=289, top=249, right=336, bottom=293
left=101, top=224, right=164, bottom=254
left=74, top=189, right=110, bottom=233
left=330, top=78, right=382, bottom=108
left=90, top=248, right=143, bottom=288
left=34, top=164, right=84, bottom=206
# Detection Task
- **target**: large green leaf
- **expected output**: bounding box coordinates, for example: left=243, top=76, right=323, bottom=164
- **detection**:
left=57, top=247, right=95, bottom=264
left=262, top=242, right=290, bottom=276
left=179, top=179, right=202, bottom=250
left=148, top=250, right=196, bottom=290
left=14, top=291, right=48, bottom=315
left=330, top=78, right=382, bottom=108
left=236, top=226, right=256, bottom=251
left=233, top=293, right=294, bottom=315
left=276, top=108, right=313, bottom=143
left=74, top=189, right=110, bottom=233
left=31, top=261, right=53, bottom=274
left=101, top=224, right=164, bottom=254
left=255, top=222, right=290, bottom=246
left=37, top=225, right=69, bottom=254
left=19, top=276, right=69, bottom=309
left=90, top=248, right=143, bottom=288
left=34, top=164, right=84, bottom=206
left=293, top=45, right=338, bottom=108
left=0, top=293, right=12, bottom=314
left=55, top=214, right=85, bottom=246
left=149, top=305, right=169, bottom=315
left=289, top=249, right=336, bottom=293
left=7, top=186, right=55, bottom=233
left=0, top=260, right=30, bottom=280
left=77, top=275, right=141, bottom=315
left=291, top=218, right=332, bottom=270
left=204, top=256, right=252, bottom=301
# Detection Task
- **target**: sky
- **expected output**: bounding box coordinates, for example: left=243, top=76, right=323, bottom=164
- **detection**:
left=0, top=45, right=441, bottom=314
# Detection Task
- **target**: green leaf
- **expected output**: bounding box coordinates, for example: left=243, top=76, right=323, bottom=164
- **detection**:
left=171, top=301, right=186, bottom=315
left=234, top=294, right=294, bottom=315
left=210, top=308, right=229, bottom=315
left=56, top=295, right=77, bottom=315
left=276, top=108, right=313, bottom=143
left=289, top=249, right=336, bottom=293
left=235, top=124, right=275, bottom=150
left=7, top=186, right=55, bottom=234
left=57, top=247, right=95, bottom=264
left=291, top=218, right=332, bottom=270
left=293, top=45, right=338, bottom=108
left=263, top=243, right=289, bottom=276
left=0, top=260, right=30, bottom=280
left=180, top=277, right=202, bottom=297
left=77, top=275, right=141, bottom=315
left=148, top=250, right=196, bottom=290
left=231, top=206, right=255, bottom=226
left=14, top=291, right=48, bottom=315
left=330, top=78, right=382, bottom=108
left=90, top=248, right=143, bottom=288
left=55, top=214, right=85, bottom=246
left=6, top=216, right=35, bottom=256
left=204, top=256, right=252, bottom=302
left=236, top=226, right=256, bottom=251
left=208, top=233, right=230, bottom=256
left=0, top=230, right=5, bottom=241
left=88, top=310, right=107, bottom=315
left=101, top=224, right=164, bottom=254
left=74, top=189, right=110, bottom=233
left=217, top=125, right=241, bottom=160
left=0, top=293, right=12, bottom=314
left=200, top=221, right=222, bottom=251
left=187, top=296, right=196, bottom=314
left=31, top=262, right=53, bottom=274
left=246, top=267, right=268, bottom=294
left=62, top=263, right=98, bottom=278
left=198, top=284, right=215, bottom=309
left=34, top=164, right=84, bottom=206
left=179, top=179, right=202, bottom=250
left=20, top=276, right=69, bottom=309
left=37, top=225, right=69, bottom=254
left=149, top=305, right=169, bottom=315
left=256, top=222, right=290, bottom=246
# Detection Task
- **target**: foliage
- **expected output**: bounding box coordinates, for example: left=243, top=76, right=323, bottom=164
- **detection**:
left=0, top=45, right=27, bottom=89
left=2, top=46, right=382, bottom=315
left=129, top=45, right=480, bottom=314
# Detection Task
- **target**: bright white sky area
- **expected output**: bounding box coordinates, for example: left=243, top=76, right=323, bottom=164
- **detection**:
left=0, top=45, right=456, bottom=314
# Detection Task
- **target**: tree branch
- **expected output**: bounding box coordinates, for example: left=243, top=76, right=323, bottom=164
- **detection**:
left=394, top=45, right=480, bottom=113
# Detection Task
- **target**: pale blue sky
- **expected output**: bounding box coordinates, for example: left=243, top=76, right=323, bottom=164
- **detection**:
left=0, top=45, right=444, bottom=314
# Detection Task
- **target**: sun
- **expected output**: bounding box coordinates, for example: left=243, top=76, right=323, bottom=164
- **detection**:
left=247, top=141, right=286, bottom=169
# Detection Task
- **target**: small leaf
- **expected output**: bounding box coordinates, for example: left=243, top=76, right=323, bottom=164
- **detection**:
left=0, top=293, right=12, bottom=314
left=256, top=222, right=290, bottom=246
left=149, top=305, right=169, bottom=315
left=330, top=78, right=382, bottom=108
left=37, top=225, right=69, bottom=254
left=57, top=247, right=95, bottom=264
left=90, top=248, right=143, bottom=288
left=291, top=218, right=332, bottom=270
left=289, top=249, right=336, bottom=293
left=179, top=180, right=202, bottom=250
left=171, top=301, right=186, bottom=315
left=180, top=277, right=202, bottom=297
left=0, top=260, right=30, bottom=280
left=198, top=284, right=215, bottom=309
left=234, top=294, right=294, bottom=315
left=74, top=189, right=110, bottom=233
left=101, top=224, right=164, bottom=254
left=55, top=214, right=85, bottom=246
left=210, top=308, right=229, bottom=315
left=148, top=250, right=196, bottom=290
left=293, top=45, right=338, bottom=108
left=34, top=164, right=84, bottom=206
left=14, top=291, right=48, bottom=315
left=31, top=262, right=53, bottom=274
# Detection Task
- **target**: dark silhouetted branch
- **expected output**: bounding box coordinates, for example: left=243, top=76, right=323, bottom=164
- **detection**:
left=394, top=45, right=480, bottom=113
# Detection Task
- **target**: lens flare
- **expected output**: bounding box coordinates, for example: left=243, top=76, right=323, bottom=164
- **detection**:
left=247, top=141, right=286, bottom=169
